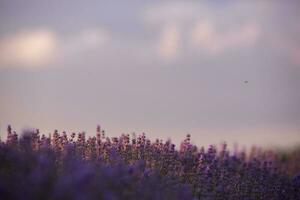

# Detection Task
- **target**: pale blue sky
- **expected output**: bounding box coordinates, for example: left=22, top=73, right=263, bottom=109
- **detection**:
left=0, top=1, right=299, bottom=149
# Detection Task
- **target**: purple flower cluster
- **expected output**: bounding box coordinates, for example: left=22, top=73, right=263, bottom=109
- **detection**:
left=0, top=125, right=299, bottom=200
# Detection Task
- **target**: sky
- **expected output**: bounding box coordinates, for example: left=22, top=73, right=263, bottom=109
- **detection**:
left=0, top=0, right=300, bottom=149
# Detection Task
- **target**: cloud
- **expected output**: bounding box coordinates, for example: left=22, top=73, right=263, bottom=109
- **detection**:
left=157, top=23, right=180, bottom=60
left=143, top=2, right=261, bottom=60
left=79, top=29, right=110, bottom=48
left=271, top=35, right=300, bottom=66
left=190, top=21, right=260, bottom=55
left=0, top=29, right=57, bottom=69
left=0, top=28, right=110, bottom=70
left=61, top=28, right=110, bottom=53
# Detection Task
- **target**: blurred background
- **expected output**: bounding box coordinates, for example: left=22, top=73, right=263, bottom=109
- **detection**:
left=0, top=0, right=299, bottom=150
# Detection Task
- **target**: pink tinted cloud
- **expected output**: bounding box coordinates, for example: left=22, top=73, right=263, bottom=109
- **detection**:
left=157, top=23, right=180, bottom=60
left=0, top=28, right=110, bottom=70
left=190, top=21, right=260, bottom=55
left=0, top=29, right=57, bottom=69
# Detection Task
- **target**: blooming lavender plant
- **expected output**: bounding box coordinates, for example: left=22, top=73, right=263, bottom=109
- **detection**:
left=0, top=125, right=299, bottom=200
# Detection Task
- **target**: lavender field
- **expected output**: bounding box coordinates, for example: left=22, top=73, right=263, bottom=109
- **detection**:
left=1, top=1, right=300, bottom=200
left=0, top=125, right=299, bottom=200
